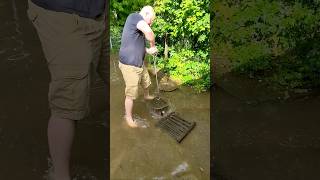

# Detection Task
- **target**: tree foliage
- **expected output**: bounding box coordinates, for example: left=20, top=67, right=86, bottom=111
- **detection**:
left=153, top=0, right=210, bottom=50
left=111, top=0, right=154, bottom=26
left=110, top=0, right=154, bottom=51
left=213, top=0, right=320, bottom=88
left=153, top=0, right=211, bottom=91
left=111, top=0, right=211, bottom=91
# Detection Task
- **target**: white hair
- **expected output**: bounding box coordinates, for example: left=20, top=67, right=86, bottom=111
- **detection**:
left=140, top=6, right=155, bottom=18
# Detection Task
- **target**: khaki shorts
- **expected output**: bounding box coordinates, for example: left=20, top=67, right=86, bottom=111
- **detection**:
left=119, top=62, right=151, bottom=99
left=27, top=0, right=106, bottom=120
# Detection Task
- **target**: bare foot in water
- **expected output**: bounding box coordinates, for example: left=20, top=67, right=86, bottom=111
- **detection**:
left=125, top=116, right=138, bottom=128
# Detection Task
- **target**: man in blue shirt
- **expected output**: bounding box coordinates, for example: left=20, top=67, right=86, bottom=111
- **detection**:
left=119, top=6, right=158, bottom=128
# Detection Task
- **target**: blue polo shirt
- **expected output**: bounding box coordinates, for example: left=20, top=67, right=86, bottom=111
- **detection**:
left=119, top=13, right=146, bottom=67
left=31, top=0, right=105, bottom=18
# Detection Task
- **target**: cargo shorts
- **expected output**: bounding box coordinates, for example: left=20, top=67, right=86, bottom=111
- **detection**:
left=119, top=62, right=152, bottom=100
left=27, top=0, right=106, bottom=120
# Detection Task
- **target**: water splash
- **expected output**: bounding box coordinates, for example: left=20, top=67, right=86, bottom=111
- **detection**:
left=132, top=114, right=150, bottom=128
left=43, top=158, right=100, bottom=180
left=171, top=162, right=189, bottom=177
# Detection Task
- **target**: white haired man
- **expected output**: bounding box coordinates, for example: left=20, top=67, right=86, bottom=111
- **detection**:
left=119, top=6, right=158, bottom=127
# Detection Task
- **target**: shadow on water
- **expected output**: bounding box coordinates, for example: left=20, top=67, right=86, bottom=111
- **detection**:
left=0, top=0, right=107, bottom=179
left=213, top=72, right=320, bottom=180
left=110, top=54, right=210, bottom=179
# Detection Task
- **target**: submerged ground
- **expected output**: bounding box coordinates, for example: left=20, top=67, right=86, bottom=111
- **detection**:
left=0, top=0, right=210, bottom=179
left=213, top=72, right=320, bottom=180
left=0, top=1, right=107, bottom=179
left=110, top=54, right=210, bottom=179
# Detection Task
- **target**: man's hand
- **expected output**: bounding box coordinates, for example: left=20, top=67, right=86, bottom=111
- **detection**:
left=146, top=47, right=158, bottom=55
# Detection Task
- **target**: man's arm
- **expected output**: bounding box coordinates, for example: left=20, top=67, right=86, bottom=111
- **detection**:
left=137, top=20, right=155, bottom=47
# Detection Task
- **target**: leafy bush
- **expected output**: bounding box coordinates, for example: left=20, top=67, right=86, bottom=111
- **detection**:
left=213, top=0, right=320, bottom=88
left=152, top=0, right=211, bottom=91
left=111, top=0, right=154, bottom=26
left=153, top=49, right=210, bottom=91
left=111, top=0, right=211, bottom=91
left=110, top=25, right=122, bottom=51
left=110, top=0, right=154, bottom=51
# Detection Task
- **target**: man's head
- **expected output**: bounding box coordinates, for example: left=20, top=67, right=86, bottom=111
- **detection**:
left=139, top=6, right=156, bottom=26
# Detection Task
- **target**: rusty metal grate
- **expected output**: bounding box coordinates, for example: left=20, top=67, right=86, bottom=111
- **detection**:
left=156, top=112, right=196, bottom=143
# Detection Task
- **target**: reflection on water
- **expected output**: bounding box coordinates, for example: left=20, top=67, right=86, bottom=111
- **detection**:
left=0, top=0, right=107, bottom=179
left=213, top=78, right=320, bottom=180
left=110, top=55, right=210, bottom=179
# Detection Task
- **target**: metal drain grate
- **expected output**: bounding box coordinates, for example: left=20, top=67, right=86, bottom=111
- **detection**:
left=156, top=112, right=196, bottom=143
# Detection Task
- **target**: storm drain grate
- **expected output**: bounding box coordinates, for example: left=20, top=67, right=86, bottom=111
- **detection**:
left=156, top=112, right=196, bottom=143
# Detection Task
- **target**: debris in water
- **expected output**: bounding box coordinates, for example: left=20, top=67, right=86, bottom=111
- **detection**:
left=151, top=97, right=169, bottom=110
left=171, top=162, right=189, bottom=177
left=148, top=97, right=174, bottom=119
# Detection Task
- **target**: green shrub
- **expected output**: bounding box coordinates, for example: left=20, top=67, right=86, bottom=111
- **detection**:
left=213, top=0, right=320, bottom=88
left=154, top=49, right=210, bottom=91
left=110, top=25, right=122, bottom=51
left=111, top=0, right=211, bottom=91
left=152, top=0, right=211, bottom=91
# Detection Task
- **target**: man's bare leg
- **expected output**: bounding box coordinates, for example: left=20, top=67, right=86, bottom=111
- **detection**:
left=125, top=96, right=138, bottom=127
left=144, top=87, right=155, bottom=100
left=48, top=116, right=75, bottom=180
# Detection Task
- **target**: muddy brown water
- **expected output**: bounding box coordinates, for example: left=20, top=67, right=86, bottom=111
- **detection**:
left=110, top=54, right=210, bottom=179
left=213, top=74, right=320, bottom=180
left=0, top=0, right=107, bottom=179
left=6, top=0, right=320, bottom=179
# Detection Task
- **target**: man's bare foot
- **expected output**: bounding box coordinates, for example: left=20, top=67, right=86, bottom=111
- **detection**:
left=144, top=95, right=155, bottom=100
left=125, top=116, right=138, bottom=128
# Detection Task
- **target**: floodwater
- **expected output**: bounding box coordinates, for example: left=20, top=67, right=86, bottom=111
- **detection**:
left=213, top=74, right=320, bottom=180
left=0, top=0, right=107, bottom=179
left=110, top=54, right=211, bottom=180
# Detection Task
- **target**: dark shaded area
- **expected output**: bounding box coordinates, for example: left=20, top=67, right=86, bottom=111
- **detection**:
left=0, top=0, right=109, bottom=179
left=212, top=81, right=320, bottom=180
left=212, top=0, right=320, bottom=89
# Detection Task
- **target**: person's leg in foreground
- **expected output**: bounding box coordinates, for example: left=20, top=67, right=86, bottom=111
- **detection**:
left=48, top=116, right=75, bottom=180
left=27, top=0, right=105, bottom=178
